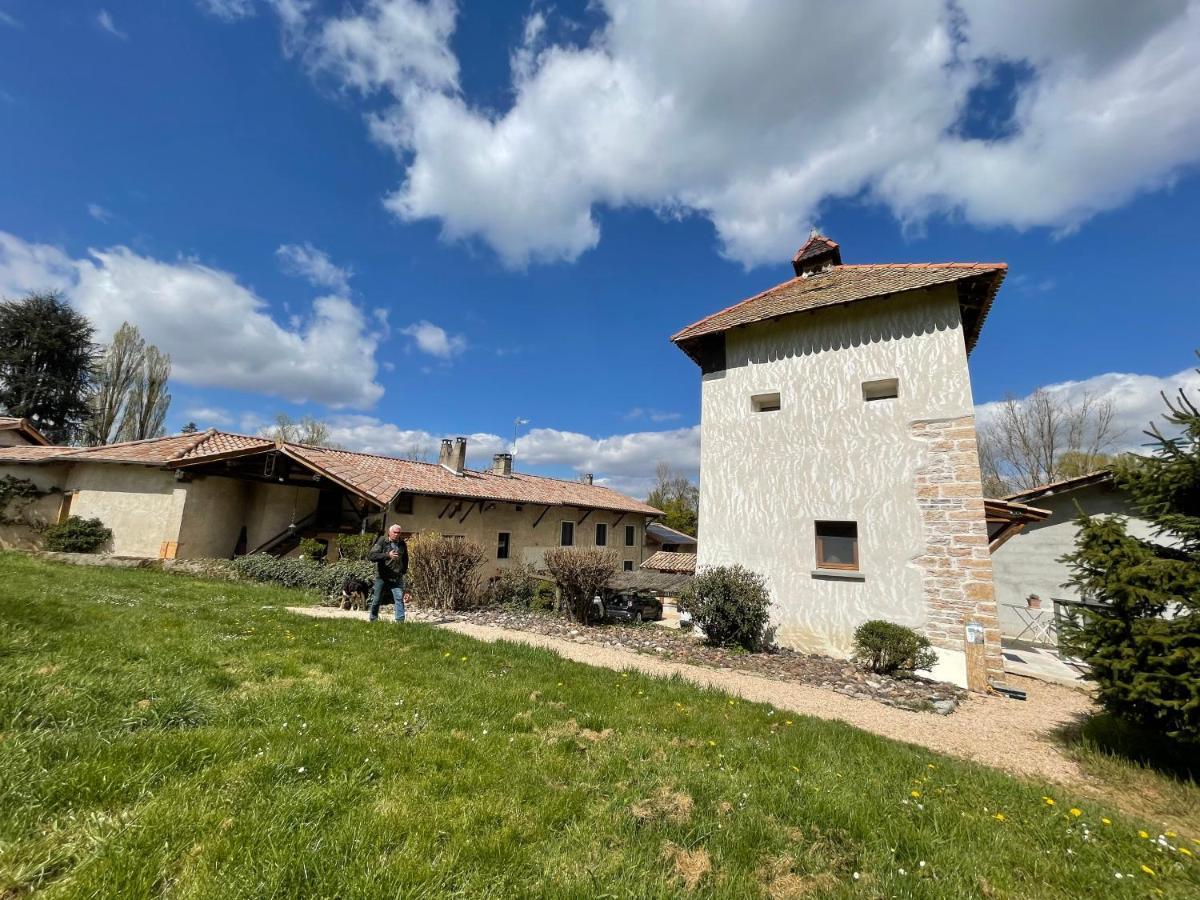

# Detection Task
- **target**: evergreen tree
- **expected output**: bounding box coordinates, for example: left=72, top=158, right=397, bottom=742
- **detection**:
left=1061, top=354, right=1200, bottom=742
left=0, top=293, right=97, bottom=444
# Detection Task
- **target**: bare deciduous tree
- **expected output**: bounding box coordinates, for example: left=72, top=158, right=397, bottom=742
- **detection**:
left=117, top=345, right=171, bottom=442
left=977, top=389, right=1121, bottom=495
left=86, top=323, right=144, bottom=446
left=267, top=413, right=342, bottom=448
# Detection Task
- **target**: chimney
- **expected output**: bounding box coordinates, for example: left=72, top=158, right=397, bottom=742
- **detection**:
left=492, top=453, right=513, bottom=477
left=450, top=436, right=467, bottom=475
left=438, top=439, right=453, bottom=468
left=584, top=473, right=593, bottom=485
left=791, top=232, right=842, bottom=277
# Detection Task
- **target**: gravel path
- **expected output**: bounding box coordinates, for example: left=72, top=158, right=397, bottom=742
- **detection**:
left=290, top=605, right=1095, bottom=788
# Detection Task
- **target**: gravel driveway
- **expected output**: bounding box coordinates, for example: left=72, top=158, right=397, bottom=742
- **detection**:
left=290, top=605, right=1095, bottom=788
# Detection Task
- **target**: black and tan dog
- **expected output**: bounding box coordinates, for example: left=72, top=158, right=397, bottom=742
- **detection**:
left=340, top=574, right=373, bottom=611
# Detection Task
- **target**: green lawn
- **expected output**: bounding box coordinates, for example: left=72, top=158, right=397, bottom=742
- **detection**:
left=1, top=552, right=1196, bottom=898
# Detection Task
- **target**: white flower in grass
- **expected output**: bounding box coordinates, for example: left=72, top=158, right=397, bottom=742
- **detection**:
left=298, top=766, right=306, bottom=774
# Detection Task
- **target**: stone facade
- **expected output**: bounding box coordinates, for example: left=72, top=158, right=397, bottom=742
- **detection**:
left=911, top=416, right=1003, bottom=679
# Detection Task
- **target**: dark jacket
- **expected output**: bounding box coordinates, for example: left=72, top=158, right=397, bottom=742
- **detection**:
left=368, top=534, right=408, bottom=582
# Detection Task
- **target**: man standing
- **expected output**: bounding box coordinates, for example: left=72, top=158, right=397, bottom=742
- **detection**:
left=367, top=524, right=408, bottom=622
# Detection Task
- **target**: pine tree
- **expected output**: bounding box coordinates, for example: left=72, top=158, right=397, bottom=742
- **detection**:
left=1061, top=354, right=1200, bottom=742
left=0, top=293, right=97, bottom=444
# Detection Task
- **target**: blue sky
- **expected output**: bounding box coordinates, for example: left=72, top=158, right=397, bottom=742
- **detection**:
left=1, top=1, right=1198, bottom=495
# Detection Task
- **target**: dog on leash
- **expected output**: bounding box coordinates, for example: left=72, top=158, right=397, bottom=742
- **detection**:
left=340, top=574, right=373, bottom=610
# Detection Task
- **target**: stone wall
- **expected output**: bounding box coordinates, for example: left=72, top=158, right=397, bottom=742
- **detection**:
left=911, top=415, right=1003, bottom=680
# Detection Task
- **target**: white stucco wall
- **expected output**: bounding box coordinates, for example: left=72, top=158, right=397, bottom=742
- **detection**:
left=697, top=287, right=978, bottom=658
left=991, top=484, right=1156, bottom=637
left=177, top=476, right=251, bottom=559
left=64, top=464, right=186, bottom=558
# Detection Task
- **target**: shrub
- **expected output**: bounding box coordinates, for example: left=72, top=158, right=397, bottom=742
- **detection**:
left=531, top=580, right=558, bottom=613
left=852, top=620, right=938, bottom=676
left=544, top=548, right=618, bottom=624
left=336, top=533, right=377, bottom=561
left=406, top=533, right=485, bottom=610
left=679, top=565, right=771, bottom=651
left=229, top=553, right=375, bottom=604
left=485, top=564, right=541, bottom=607
left=297, top=537, right=328, bottom=562
left=42, top=516, right=112, bottom=553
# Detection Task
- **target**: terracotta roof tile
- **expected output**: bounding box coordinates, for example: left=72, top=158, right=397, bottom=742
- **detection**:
left=641, top=550, right=697, bottom=573
left=0, top=416, right=51, bottom=445
left=672, top=262, right=1006, bottom=360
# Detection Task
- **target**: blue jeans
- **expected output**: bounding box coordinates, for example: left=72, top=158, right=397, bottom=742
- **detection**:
left=369, top=577, right=405, bottom=622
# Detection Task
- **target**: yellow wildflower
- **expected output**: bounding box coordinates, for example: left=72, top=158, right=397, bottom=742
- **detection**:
left=1180, top=847, right=1193, bottom=857
left=791, top=765, right=800, bottom=773
left=785, top=720, right=793, bottom=726
left=443, top=652, right=451, bottom=657
left=911, top=791, right=921, bottom=798
left=1042, top=797, right=1055, bottom=806
left=707, top=740, right=716, bottom=747
left=1166, top=831, right=1177, bottom=838
left=460, top=656, right=468, bottom=661
left=1070, top=808, right=1082, bottom=817
left=1139, top=831, right=1150, bottom=839
left=1101, top=818, right=1112, bottom=826
left=927, top=764, right=936, bottom=769
left=1141, top=865, right=1155, bottom=876
left=993, top=813, right=1006, bottom=822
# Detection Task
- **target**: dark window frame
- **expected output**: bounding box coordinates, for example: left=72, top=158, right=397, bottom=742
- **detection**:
left=497, top=531, right=510, bottom=560
left=622, top=560, right=634, bottom=571
left=560, top=520, right=575, bottom=547
left=815, top=520, right=859, bottom=571
left=595, top=522, right=608, bottom=546
left=394, top=492, right=414, bottom=514
left=624, top=524, right=636, bottom=546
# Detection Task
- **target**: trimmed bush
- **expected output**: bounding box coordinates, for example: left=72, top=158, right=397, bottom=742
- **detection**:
left=297, top=537, right=328, bottom=562
left=679, top=565, right=771, bottom=651
left=336, top=533, right=377, bottom=561
left=485, top=563, right=541, bottom=608
left=42, top=516, right=112, bottom=553
left=852, top=620, right=938, bottom=676
left=406, top=533, right=485, bottom=610
left=544, top=547, right=618, bottom=624
left=229, top=553, right=375, bottom=604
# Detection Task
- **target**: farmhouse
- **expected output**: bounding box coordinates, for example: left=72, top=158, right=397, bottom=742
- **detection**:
left=672, top=234, right=1039, bottom=684
left=0, top=431, right=661, bottom=574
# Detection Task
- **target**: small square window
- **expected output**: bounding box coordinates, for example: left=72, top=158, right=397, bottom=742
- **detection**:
left=595, top=522, right=608, bottom=546
left=394, top=492, right=414, bottom=514
left=815, top=521, right=858, bottom=570
left=862, top=378, right=899, bottom=402
left=623, top=560, right=634, bottom=571
left=751, top=391, right=781, bottom=413
left=497, top=532, right=510, bottom=560
left=560, top=521, right=574, bottom=547
left=624, top=524, right=636, bottom=546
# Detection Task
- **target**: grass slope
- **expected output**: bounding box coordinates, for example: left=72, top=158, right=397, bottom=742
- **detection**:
left=0, top=552, right=1197, bottom=898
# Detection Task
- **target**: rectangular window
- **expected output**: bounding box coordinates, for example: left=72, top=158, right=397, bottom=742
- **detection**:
left=394, top=492, right=414, bottom=514
left=815, top=521, right=859, bottom=570
left=595, top=522, right=608, bottom=546
left=862, top=378, right=899, bottom=402
left=624, top=524, right=636, bottom=546
left=623, top=560, right=634, bottom=571
left=751, top=391, right=781, bottom=412
left=560, top=521, right=574, bottom=547
left=497, top=532, right=510, bottom=560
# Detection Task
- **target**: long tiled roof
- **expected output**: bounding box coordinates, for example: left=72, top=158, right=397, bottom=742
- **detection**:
left=672, top=261, right=1006, bottom=358
left=0, top=429, right=661, bottom=516
left=1003, top=470, right=1113, bottom=504
left=641, top=550, right=697, bottom=573
left=0, top=416, right=51, bottom=445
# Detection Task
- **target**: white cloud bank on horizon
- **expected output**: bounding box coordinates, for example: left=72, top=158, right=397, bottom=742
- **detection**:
left=224, top=0, right=1200, bottom=268
left=0, top=230, right=387, bottom=409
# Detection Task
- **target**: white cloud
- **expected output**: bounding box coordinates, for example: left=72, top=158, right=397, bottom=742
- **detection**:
left=196, top=0, right=257, bottom=21
left=96, top=9, right=128, bottom=40
left=625, top=407, right=682, bottom=423
left=184, top=406, right=234, bottom=426
left=976, top=366, right=1200, bottom=453
left=262, top=0, right=1200, bottom=268
left=400, top=319, right=465, bottom=358
left=276, top=242, right=352, bottom=294
left=87, top=203, right=113, bottom=223
left=0, top=230, right=386, bottom=409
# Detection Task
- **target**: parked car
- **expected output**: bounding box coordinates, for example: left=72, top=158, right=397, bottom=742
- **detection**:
left=597, top=588, right=663, bottom=623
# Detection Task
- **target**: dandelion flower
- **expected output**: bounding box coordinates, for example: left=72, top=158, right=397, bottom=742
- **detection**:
left=1043, top=797, right=1055, bottom=806
left=993, top=813, right=1006, bottom=822
left=1102, top=818, right=1112, bottom=826
left=1141, top=865, right=1155, bottom=876
left=1167, top=831, right=1177, bottom=838
left=911, top=791, right=921, bottom=798
left=927, top=764, right=936, bottom=769
left=791, top=765, right=800, bottom=773
left=1140, top=831, right=1151, bottom=839
left=1070, top=808, right=1082, bottom=817
left=707, top=740, right=717, bottom=747
left=460, top=656, right=468, bottom=661
left=785, top=720, right=793, bottom=726
left=1180, top=847, right=1193, bottom=857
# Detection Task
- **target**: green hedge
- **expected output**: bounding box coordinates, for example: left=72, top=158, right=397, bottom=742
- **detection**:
left=42, top=516, right=112, bottom=553
left=230, top=554, right=375, bottom=603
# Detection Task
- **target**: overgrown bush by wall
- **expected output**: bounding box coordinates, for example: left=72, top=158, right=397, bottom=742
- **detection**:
left=484, top=563, right=543, bottom=608
left=229, top=553, right=375, bottom=603
left=544, top=547, right=618, bottom=624
left=42, top=516, right=112, bottom=553
left=297, top=537, right=328, bottom=561
left=852, top=620, right=938, bottom=676
left=406, top=533, right=485, bottom=610
left=679, top=565, right=772, bottom=651
left=336, top=533, right=377, bottom=561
